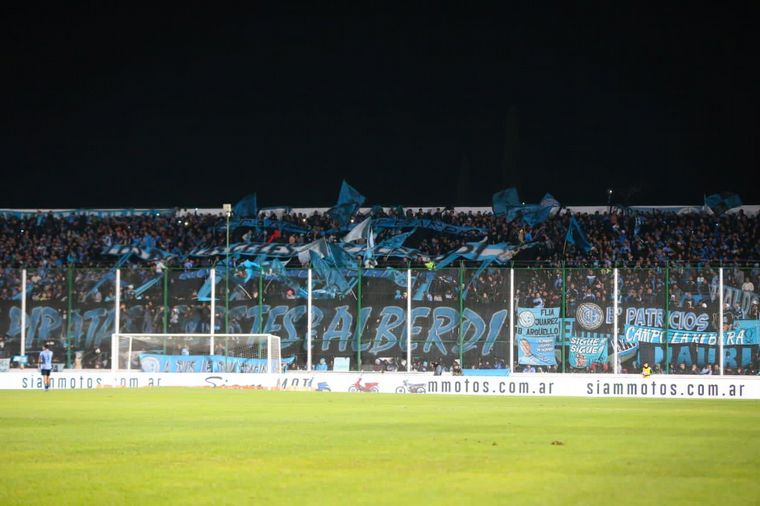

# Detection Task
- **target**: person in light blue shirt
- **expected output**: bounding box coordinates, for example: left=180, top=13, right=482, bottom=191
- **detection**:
left=39, top=344, right=53, bottom=390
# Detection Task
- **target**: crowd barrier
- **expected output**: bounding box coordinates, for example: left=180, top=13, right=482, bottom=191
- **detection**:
left=1, top=264, right=758, bottom=375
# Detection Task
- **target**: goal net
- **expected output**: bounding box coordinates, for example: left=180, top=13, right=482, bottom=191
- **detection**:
left=110, top=333, right=282, bottom=373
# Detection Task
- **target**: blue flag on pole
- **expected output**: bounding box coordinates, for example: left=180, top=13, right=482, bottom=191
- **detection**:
left=233, top=194, right=258, bottom=219
left=337, top=180, right=366, bottom=207
left=327, top=181, right=366, bottom=227
left=704, top=192, right=742, bottom=215
left=565, top=216, right=592, bottom=253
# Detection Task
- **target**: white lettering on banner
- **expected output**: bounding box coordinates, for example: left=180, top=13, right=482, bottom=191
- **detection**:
left=1, top=372, right=759, bottom=399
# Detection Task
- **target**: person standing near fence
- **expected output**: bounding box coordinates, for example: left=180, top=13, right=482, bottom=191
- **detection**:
left=39, top=344, right=53, bottom=391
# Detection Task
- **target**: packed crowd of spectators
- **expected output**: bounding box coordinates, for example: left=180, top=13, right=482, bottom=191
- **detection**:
left=1, top=207, right=759, bottom=271
left=2, top=206, right=759, bottom=375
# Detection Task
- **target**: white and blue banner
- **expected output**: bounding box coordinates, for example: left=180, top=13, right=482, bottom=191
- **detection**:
left=516, top=307, right=561, bottom=337
left=138, top=354, right=295, bottom=373
left=103, top=244, right=173, bottom=261
left=516, top=307, right=560, bottom=366
left=623, top=321, right=760, bottom=346
left=517, top=337, right=557, bottom=366
left=371, top=217, right=486, bottom=235
left=569, top=337, right=608, bottom=368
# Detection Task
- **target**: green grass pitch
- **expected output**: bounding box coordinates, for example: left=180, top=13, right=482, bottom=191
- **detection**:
left=1, top=389, right=759, bottom=505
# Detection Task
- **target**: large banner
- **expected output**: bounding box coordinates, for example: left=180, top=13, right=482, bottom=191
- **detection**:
left=516, top=307, right=560, bottom=365
left=517, top=337, right=557, bottom=366
left=623, top=321, right=759, bottom=346
left=138, top=354, right=295, bottom=373
left=516, top=307, right=561, bottom=337
left=572, top=303, right=713, bottom=334
left=624, top=321, right=759, bottom=368
left=568, top=337, right=608, bottom=368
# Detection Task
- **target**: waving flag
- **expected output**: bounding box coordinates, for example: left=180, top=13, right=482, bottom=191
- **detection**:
left=704, top=192, right=742, bottom=216
left=492, top=188, right=520, bottom=216
left=327, top=180, right=366, bottom=227
left=343, top=217, right=372, bottom=243
left=233, top=194, right=258, bottom=218
left=565, top=216, right=592, bottom=253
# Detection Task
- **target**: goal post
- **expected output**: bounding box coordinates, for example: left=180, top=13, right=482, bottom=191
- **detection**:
left=110, top=333, right=282, bottom=373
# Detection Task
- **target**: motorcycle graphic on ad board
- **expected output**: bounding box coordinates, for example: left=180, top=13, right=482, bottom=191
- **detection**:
left=395, top=379, right=426, bottom=394
left=348, top=377, right=379, bottom=392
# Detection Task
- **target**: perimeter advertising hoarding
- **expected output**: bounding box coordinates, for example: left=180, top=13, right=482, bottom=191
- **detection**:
left=1, top=371, right=757, bottom=399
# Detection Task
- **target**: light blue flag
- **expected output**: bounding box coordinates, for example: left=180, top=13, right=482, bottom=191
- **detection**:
left=492, top=188, right=520, bottom=216
left=377, top=228, right=416, bottom=249
left=462, top=258, right=496, bottom=300
left=233, top=194, right=258, bottom=218
left=704, top=192, right=742, bottom=215
left=565, top=216, right=592, bottom=253
left=539, top=193, right=560, bottom=208
left=343, top=217, right=372, bottom=242
left=517, top=205, right=552, bottom=227
left=337, top=180, right=366, bottom=207
left=327, top=203, right=359, bottom=227
left=309, top=251, right=351, bottom=294
left=328, top=181, right=366, bottom=227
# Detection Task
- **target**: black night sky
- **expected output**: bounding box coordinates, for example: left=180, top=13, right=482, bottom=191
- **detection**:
left=3, top=4, right=758, bottom=209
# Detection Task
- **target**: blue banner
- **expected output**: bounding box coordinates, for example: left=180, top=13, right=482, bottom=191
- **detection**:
left=517, top=337, right=557, bottom=366
left=569, top=337, right=608, bottom=368
left=187, top=240, right=422, bottom=262
left=139, top=353, right=295, bottom=373
left=623, top=322, right=760, bottom=346
left=5, top=303, right=510, bottom=358
left=103, top=244, right=173, bottom=261
left=372, top=218, right=486, bottom=235
left=516, top=307, right=561, bottom=337
left=435, top=241, right=522, bottom=269
left=229, top=218, right=312, bottom=235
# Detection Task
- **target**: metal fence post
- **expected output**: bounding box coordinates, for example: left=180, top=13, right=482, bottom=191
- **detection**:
left=66, top=265, right=73, bottom=368
left=356, top=263, right=363, bottom=371
left=458, top=262, right=464, bottom=367
left=20, top=269, right=27, bottom=360
left=664, top=263, right=670, bottom=374
left=719, top=267, right=724, bottom=376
